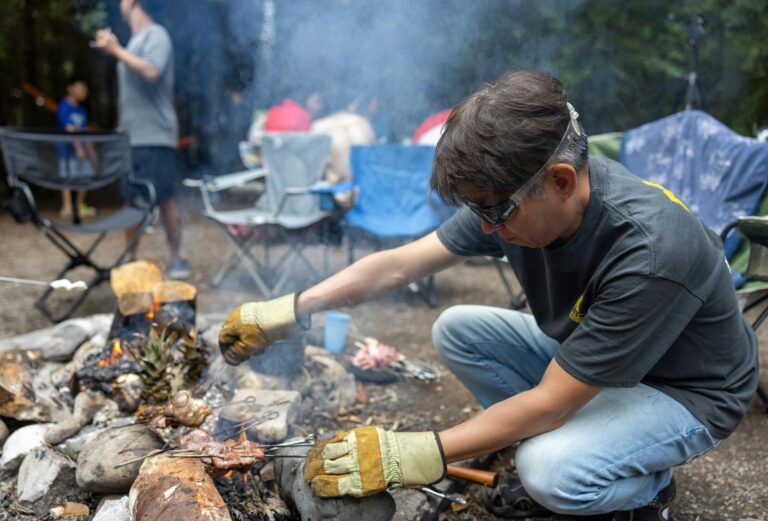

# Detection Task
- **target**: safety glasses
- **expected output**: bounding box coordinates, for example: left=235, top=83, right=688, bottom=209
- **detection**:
left=466, top=107, right=582, bottom=226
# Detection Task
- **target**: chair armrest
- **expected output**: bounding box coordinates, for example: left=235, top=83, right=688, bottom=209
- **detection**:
left=183, top=168, right=267, bottom=193
left=309, top=180, right=354, bottom=195
left=238, top=141, right=261, bottom=169
left=126, top=176, right=157, bottom=207
left=735, top=216, right=768, bottom=247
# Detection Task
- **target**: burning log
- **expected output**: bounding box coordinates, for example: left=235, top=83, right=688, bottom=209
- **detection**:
left=152, top=281, right=198, bottom=339
left=74, top=359, right=141, bottom=395
left=110, top=260, right=163, bottom=298
left=128, top=454, right=232, bottom=521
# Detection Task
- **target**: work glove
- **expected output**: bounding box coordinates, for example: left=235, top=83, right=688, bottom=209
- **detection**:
left=218, top=293, right=307, bottom=365
left=304, top=426, right=446, bottom=497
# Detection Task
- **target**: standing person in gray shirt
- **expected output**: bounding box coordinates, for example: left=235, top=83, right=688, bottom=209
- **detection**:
left=94, top=0, right=190, bottom=279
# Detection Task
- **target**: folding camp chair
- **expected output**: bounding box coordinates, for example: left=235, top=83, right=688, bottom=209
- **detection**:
left=721, top=216, right=768, bottom=412
left=185, top=133, right=333, bottom=297
left=0, top=128, right=155, bottom=322
left=345, top=144, right=455, bottom=307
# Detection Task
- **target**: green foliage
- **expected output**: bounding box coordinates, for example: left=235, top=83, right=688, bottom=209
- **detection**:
left=0, top=0, right=765, bottom=140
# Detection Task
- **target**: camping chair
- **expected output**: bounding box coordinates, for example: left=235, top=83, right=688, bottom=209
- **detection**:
left=185, top=133, right=333, bottom=297
left=720, top=216, right=768, bottom=412
left=345, top=144, right=455, bottom=307
left=0, top=128, right=155, bottom=322
left=621, top=110, right=768, bottom=413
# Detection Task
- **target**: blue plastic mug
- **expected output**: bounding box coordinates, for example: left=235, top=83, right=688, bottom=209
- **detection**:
left=324, top=311, right=351, bottom=354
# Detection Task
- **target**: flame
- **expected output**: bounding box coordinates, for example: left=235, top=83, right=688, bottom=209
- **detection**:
left=223, top=470, right=234, bottom=479
left=98, top=339, right=125, bottom=366
left=146, top=298, right=161, bottom=320
left=243, top=471, right=249, bottom=484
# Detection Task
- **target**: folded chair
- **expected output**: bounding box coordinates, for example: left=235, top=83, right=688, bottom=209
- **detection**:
left=345, top=144, right=455, bottom=307
left=0, top=128, right=155, bottom=322
left=185, top=133, right=332, bottom=297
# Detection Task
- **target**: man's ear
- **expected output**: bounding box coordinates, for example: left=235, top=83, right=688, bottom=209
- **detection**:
left=549, top=163, right=578, bottom=200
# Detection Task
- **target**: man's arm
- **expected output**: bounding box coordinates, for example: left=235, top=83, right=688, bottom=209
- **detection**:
left=297, top=231, right=463, bottom=316
left=439, top=359, right=601, bottom=462
left=93, top=29, right=162, bottom=83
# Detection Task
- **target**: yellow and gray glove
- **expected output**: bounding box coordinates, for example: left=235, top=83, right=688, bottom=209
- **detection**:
left=303, top=426, right=446, bottom=497
left=218, top=293, right=307, bottom=365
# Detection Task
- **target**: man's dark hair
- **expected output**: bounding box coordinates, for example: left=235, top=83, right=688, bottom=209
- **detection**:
left=431, top=70, right=588, bottom=206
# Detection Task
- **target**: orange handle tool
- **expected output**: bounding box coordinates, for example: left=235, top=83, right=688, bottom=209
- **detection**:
left=446, top=464, right=498, bottom=487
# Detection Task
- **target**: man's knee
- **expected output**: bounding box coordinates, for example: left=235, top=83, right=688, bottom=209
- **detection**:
left=516, top=436, right=605, bottom=515
left=431, top=305, right=474, bottom=362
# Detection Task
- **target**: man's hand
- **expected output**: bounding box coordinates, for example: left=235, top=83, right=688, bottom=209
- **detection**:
left=93, top=28, right=121, bottom=56
left=218, top=293, right=305, bottom=365
left=304, top=426, right=445, bottom=497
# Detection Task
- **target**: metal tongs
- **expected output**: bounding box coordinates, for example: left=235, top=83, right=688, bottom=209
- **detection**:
left=168, top=434, right=317, bottom=459
left=352, top=340, right=442, bottom=383
left=391, top=359, right=442, bottom=383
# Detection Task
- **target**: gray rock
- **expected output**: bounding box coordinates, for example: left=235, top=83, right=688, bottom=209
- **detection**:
left=219, top=388, right=301, bottom=443
left=274, top=443, right=395, bottom=521
left=92, top=495, right=130, bottom=521
left=0, top=314, right=111, bottom=361
left=55, top=417, right=134, bottom=459
left=0, top=418, right=8, bottom=447
left=49, top=333, right=106, bottom=389
left=56, top=424, right=107, bottom=459
left=45, top=390, right=108, bottom=445
left=305, top=346, right=357, bottom=414
left=31, top=362, right=71, bottom=423
left=16, top=447, right=77, bottom=514
left=390, top=489, right=432, bottom=521
left=76, top=424, right=164, bottom=494
left=1, top=423, right=51, bottom=471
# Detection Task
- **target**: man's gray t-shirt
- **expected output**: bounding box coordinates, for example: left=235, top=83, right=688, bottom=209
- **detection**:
left=437, top=156, right=758, bottom=440
left=118, top=24, right=178, bottom=147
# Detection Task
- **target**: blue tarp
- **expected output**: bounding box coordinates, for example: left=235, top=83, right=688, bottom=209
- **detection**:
left=347, top=144, right=454, bottom=237
left=621, top=110, right=768, bottom=260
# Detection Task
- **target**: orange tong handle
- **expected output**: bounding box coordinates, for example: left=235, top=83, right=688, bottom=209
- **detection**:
left=446, top=464, right=498, bottom=487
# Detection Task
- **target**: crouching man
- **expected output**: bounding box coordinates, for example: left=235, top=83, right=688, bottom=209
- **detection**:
left=218, top=71, right=757, bottom=520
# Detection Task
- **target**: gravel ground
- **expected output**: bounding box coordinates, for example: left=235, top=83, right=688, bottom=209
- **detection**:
left=0, top=202, right=766, bottom=521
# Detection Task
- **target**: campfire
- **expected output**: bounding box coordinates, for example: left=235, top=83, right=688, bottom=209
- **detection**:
left=0, top=260, right=371, bottom=520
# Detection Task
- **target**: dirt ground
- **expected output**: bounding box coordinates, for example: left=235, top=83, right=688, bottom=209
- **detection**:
left=0, top=201, right=767, bottom=521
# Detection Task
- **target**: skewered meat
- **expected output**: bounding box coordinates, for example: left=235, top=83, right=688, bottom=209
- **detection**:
left=352, top=337, right=405, bottom=370
left=164, top=390, right=213, bottom=427
left=135, top=391, right=213, bottom=428
left=199, top=439, right=266, bottom=470
left=179, top=429, right=214, bottom=452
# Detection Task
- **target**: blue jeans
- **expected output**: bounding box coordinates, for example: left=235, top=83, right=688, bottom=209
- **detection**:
left=432, top=305, right=719, bottom=515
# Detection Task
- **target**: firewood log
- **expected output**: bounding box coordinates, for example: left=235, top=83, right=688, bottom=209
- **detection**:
left=128, top=454, right=232, bottom=521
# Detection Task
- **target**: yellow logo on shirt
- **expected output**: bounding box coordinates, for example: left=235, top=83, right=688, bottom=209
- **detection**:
left=569, top=294, right=586, bottom=323
left=642, top=181, right=690, bottom=212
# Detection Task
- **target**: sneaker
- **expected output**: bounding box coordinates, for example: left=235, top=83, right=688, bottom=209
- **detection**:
left=613, top=479, right=676, bottom=521
left=166, top=259, right=192, bottom=280
left=79, top=204, right=97, bottom=218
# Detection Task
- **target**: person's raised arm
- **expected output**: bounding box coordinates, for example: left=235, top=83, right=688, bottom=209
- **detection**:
left=93, top=29, right=162, bottom=83
left=297, top=231, right=460, bottom=315
left=218, top=232, right=463, bottom=365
